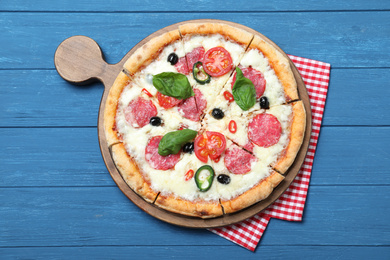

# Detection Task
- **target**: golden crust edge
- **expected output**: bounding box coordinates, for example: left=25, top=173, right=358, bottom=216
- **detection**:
left=110, top=143, right=158, bottom=204
left=123, top=29, right=181, bottom=75
left=250, top=35, right=299, bottom=101
left=154, top=194, right=223, bottom=219
left=273, top=101, right=306, bottom=174
left=179, top=22, right=253, bottom=47
left=103, top=72, right=131, bottom=146
left=221, top=171, right=285, bottom=215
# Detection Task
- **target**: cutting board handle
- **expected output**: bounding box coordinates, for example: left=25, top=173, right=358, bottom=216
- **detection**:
left=54, top=35, right=122, bottom=88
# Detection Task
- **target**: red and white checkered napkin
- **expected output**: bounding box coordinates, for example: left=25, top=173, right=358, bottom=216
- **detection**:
left=209, top=55, right=331, bottom=251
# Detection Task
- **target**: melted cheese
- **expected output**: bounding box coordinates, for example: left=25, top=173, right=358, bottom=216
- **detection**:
left=240, top=49, right=286, bottom=106
left=211, top=140, right=272, bottom=200
left=113, top=33, right=294, bottom=204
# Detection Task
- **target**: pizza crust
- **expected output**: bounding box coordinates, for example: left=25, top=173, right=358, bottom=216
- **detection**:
left=272, top=101, right=306, bottom=173
left=155, top=194, right=223, bottom=219
left=221, top=171, right=285, bottom=214
left=249, top=35, right=299, bottom=102
left=179, top=22, right=253, bottom=48
left=104, top=72, right=131, bottom=146
left=111, top=143, right=159, bottom=203
left=123, top=29, right=182, bottom=76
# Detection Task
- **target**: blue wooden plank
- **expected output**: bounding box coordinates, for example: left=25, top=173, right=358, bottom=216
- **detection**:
left=0, top=128, right=111, bottom=187
left=1, top=69, right=389, bottom=127
left=0, top=246, right=389, bottom=259
left=0, top=70, right=102, bottom=127
left=0, top=12, right=389, bottom=68
left=1, top=0, right=390, bottom=12
left=0, top=186, right=389, bottom=247
left=323, top=68, right=390, bottom=126
left=1, top=2, right=387, bottom=257
left=311, top=126, right=390, bottom=185
left=1, top=127, right=389, bottom=187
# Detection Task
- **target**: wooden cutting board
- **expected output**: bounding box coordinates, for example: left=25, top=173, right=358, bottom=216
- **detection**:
left=54, top=19, right=312, bottom=228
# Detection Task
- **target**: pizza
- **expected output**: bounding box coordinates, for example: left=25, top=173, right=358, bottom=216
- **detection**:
left=104, top=22, right=306, bottom=218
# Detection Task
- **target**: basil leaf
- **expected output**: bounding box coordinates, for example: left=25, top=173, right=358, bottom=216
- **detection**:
left=158, top=129, right=198, bottom=156
left=153, top=72, right=194, bottom=100
left=232, top=67, right=256, bottom=111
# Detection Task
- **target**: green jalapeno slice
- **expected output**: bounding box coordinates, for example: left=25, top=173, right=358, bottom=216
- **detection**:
left=195, top=165, right=215, bottom=192
left=192, top=61, right=211, bottom=85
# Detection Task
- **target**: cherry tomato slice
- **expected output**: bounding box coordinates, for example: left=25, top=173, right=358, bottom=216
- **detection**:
left=206, top=131, right=226, bottom=160
left=194, top=134, right=209, bottom=163
left=157, top=92, right=182, bottom=109
left=213, top=156, right=221, bottom=163
left=194, top=131, right=226, bottom=163
left=203, top=47, right=233, bottom=77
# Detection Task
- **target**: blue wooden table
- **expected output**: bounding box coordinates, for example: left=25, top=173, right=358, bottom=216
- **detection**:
left=1, top=1, right=389, bottom=258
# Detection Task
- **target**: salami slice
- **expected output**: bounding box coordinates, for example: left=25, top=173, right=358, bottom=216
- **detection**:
left=194, top=88, right=207, bottom=114
left=224, top=144, right=257, bottom=175
left=124, top=97, right=157, bottom=128
left=186, top=47, right=205, bottom=72
left=174, top=56, right=189, bottom=75
left=178, top=89, right=207, bottom=121
left=243, top=141, right=255, bottom=153
left=248, top=113, right=282, bottom=148
left=178, top=94, right=197, bottom=121
left=231, top=65, right=266, bottom=99
left=145, top=136, right=181, bottom=170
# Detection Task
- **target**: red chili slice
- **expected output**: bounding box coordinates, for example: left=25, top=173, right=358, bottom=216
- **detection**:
left=223, top=91, right=234, bottom=102
left=185, top=169, right=194, bottom=181
left=228, top=120, right=237, bottom=133
left=203, top=47, right=233, bottom=77
left=157, top=92, right=182, bottom=109
left=194, top=131, right=226, bottom=163
left=142, top=88, right=153, bottom=97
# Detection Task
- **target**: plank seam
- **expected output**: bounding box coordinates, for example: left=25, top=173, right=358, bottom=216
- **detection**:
left=0, top=245, right=389, bottom=248
left=1, top=10, right=390, bottom=13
